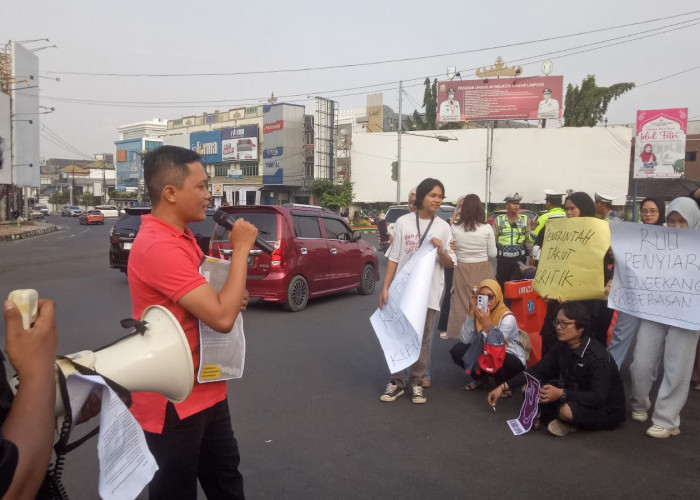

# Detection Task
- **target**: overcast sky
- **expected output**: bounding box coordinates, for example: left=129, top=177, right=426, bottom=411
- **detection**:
left=2, top=0, right=699, bottom=160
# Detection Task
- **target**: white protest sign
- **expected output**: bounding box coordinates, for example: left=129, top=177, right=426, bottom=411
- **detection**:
left=370, top=241, right=437, bottom=373
left=67, top=373, right=158, bottom=500
left=608, top=221, right=700, bottom=330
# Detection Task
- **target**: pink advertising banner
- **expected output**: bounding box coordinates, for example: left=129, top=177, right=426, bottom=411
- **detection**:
left=436, top=76, right=564, bottom=122
left=634, top=108, right=688, bottom=179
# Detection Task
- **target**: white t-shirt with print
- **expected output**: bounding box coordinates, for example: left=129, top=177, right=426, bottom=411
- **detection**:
left=385, top=212, right=455, bottom=310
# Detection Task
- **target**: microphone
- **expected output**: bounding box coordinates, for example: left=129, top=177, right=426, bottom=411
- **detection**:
left=213, top=210, right=274, bottom=254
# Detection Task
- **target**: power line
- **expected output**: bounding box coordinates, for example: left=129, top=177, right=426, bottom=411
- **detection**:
left=39, top=17, right=700, bottom=111
left=44, top=10, right=700, bottom=78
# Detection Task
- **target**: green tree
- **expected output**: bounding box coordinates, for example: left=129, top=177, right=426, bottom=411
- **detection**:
left=563, top=75, right=635, bottom=127
left=80, top=193, right=100, bottom=208
left=109, top=190, right=133, bottom=199
left=411, top=110, right=424, bottom=130
left=48, top=191, right=70, bottom=206
left=310, top=179, right=353, bottom=211
left=421, top=77, right=438, bottom=130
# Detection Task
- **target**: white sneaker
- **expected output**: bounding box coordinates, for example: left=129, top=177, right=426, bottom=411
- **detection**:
left=547, top=419, right=578, bottom=437
left=411, top=384, right=426, bottom=404
left=380, top=381, right=404, bottom=402
left=646, top=424, right=680, bottom=439
left=631, top=410, right=648, bottom=422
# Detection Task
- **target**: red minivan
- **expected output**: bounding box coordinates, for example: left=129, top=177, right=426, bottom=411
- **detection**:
left=209, top=204, right=379, bottom=312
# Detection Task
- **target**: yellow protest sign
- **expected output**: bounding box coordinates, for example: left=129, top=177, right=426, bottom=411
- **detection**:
left=533, top=217, right=610, bottom=301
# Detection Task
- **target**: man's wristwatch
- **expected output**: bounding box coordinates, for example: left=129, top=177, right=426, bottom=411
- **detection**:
left=560, top=389, right=567, bottom=403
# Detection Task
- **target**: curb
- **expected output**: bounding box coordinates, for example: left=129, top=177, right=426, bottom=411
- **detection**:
left=0, top=224, right=60, bottom=242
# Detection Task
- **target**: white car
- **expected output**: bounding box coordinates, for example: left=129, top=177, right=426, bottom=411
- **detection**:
left=95, top=205, right=121, bottom=218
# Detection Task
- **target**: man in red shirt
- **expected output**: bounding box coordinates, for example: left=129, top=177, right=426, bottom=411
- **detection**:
left=128, top=146, right=257, bottom=499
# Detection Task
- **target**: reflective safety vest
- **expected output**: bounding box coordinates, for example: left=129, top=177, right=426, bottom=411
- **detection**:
left=496, top=213, right=528, bottom=255
left=530, top=207, right=566, bottom=241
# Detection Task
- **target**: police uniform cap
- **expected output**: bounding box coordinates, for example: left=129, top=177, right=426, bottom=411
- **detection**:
left=543, top=189, right=564, bottom=201
left=543, top=88, right=552, bottom=94
left=595, top=192, right=614, bottom=204
left=503, top=193, right=522, bottom=203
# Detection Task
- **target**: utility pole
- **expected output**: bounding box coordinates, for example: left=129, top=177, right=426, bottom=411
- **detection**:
left=396, top=80, right=402, bottom=203
left=71, top=164, right=75, bottom=205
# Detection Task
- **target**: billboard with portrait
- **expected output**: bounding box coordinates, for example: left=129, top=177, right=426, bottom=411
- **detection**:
left=437, top=76, right=564, bottom=122
left=633, top=108, right=687, bottom=179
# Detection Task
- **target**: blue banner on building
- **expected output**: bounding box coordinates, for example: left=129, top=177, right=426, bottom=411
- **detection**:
left=190, top=130, right=222, bottom=163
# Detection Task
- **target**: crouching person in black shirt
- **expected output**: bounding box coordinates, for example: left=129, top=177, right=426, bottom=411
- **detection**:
left=488, top=301, right=625, bottom=437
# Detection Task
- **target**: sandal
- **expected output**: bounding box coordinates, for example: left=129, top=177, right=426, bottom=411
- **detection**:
left=439, top=332, right=448, bottom=339
left=464, top=380, right=486, bottom=391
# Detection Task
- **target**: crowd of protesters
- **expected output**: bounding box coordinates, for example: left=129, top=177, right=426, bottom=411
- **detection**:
left=378, top=178, right=700, bottom=439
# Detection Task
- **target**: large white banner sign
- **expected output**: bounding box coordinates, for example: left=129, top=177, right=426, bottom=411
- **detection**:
left=370, top=242, right=436, bottom=372
left=608, top=221, right=700, bottom=330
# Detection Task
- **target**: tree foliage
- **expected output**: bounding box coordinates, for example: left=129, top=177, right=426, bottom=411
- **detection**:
left=421, top=78, right=438, bottom=130
left=310, top=179, right=353, bottom=210
left=80, top=193, right=100, bottom=208
left=563, top=75, right=635, bottom=127
left=48, top=191, right=70, bottom=206
left=109, top=190, right=134, bottom=199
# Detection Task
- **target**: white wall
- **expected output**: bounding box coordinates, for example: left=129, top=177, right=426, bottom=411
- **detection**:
left=351, top=126, right=632, bottom=205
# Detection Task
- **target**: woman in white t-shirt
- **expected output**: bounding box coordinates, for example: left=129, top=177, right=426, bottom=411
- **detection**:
left=445, top=194, right=496, bottom=339
left=379, top=178, right=456, bottom=404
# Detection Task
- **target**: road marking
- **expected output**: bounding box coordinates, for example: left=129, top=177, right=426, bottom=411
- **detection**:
left=68, top=228, right=89, bottom=238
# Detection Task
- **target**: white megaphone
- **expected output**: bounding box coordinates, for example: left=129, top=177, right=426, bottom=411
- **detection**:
left=52, top=305, right=194, bottom=417
left=7, top=289, right=194, bottom=419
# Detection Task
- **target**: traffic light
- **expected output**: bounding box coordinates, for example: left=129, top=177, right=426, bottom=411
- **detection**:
left=391, top=161, right=398, bottom=181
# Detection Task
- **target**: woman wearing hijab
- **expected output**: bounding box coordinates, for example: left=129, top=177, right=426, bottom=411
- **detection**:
left=629, top=197, right=700, bottom=438
left=449, top=279, right=526, bottom=391
left=538, top=192, right=612, bottom=353
left=608, top=197, right=666, bottom=369
left=640, top=143, right=657, bottom=169
left=445, top=195, right=497, bottom=339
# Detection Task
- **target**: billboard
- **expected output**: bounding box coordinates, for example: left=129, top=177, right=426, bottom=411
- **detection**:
left=190, top=130, right=221, bottom=163
left=221, top=125, right=258, bottom=162
left=0, top=93, right=10, bottom=184
left=436, top=76, right=564, bottom=122
left=633, top=108, right=687, bottom=179
left=262, top=103, right=305, bottom=186
left=11, top=42, right=40, bottom=187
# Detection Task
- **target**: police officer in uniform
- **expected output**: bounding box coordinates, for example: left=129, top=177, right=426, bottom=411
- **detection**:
left=594, top=192, right=621, bottom=221
left=494, top=193, right=530, bottom=290
left=530, top=189, right=566, bottom=262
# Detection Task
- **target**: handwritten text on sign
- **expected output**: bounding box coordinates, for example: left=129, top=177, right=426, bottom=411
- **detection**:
left=608, top=221, right=700, bottom=330
left=532, top=217, right=610, bottom=301
left=370, top=242, right=436, bottom=373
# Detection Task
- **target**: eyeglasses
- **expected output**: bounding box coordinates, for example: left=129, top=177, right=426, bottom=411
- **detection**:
left=553, top=320, right=576, bottom=329
left=640, top=209, right=658, bottom=215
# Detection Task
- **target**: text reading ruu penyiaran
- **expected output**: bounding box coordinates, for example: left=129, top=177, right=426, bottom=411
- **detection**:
left=609, top=222, right=700, bottom=329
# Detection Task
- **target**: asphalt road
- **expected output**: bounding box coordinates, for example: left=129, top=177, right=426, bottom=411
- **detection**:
left=1, top=216, right=699, bottom=499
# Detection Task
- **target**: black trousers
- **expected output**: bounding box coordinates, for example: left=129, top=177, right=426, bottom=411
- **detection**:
left=496, top=255, right=524, bottom=291
left=437, top=267, right=454, bottom=332
left=450, top=342, right=525, bottom=384
left=144, top=399, right=244, bottom=500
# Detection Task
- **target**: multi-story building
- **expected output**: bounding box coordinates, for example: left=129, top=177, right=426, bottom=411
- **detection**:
left=114, top=119, right=166, bottom=199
